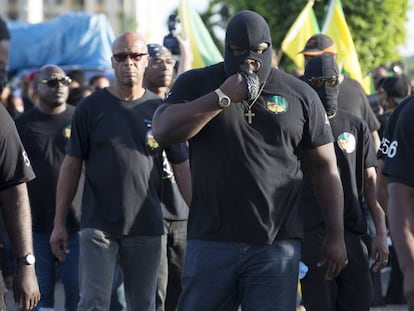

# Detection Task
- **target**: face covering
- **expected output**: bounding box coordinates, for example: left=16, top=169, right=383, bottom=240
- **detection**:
left=304, top=54, right=339, bottom=117
left=224, top=10, right=272, bottom=85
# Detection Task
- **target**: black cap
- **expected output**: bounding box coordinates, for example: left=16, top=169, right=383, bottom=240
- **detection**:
left=147, top=43, right=172, bottom=58
left=0, top=16, right=10, bottom=40
left=300, top=34, right=337, bottom=55
left=380, top=75, right=410, bottom=103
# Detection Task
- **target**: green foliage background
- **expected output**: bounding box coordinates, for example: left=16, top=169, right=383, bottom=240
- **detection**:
left=203, top=0, right=409, bottom=76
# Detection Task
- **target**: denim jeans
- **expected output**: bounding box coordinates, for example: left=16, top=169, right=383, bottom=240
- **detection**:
left=78, top=228, right=161, bottom=311
left=178, top=239, right=301, bottom=311
left=33, top=232, right=79, bottom=311
left=156, top=219, right=187, bottom=311
left=109, top=264, right=126, bottom=311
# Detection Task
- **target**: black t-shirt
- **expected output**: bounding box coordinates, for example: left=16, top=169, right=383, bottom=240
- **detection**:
left=160, top=143, right=189, bottom=220
left=302, top=109, right=376, bottom=234
left=383, top=101, right=414, bottom=187
left=377, top=95, right=414, bottom=161
left=338, top=76, right=380, bottom=132
left=68, top=89, right=184, bottom=236
left=15, top=106, right=81, bottom=233
left=0, top=104, right=35, bottom=191
left=166, top=63, right=334, bottom=244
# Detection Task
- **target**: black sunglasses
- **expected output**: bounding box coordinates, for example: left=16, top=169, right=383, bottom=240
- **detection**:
left=112, top=52, right=148, bottom=62
left=309, top=76, right=339, bottom=88
left=40, top=76, right=72, bottom=88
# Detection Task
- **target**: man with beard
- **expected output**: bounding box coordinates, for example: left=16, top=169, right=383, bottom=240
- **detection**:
left=15, top=65, right=80, bottom=311
left=300, top=54, right=389, bottom=311
left=0, top=16, right=40, bottom=311
left=152, top=10, right=347, bottom=310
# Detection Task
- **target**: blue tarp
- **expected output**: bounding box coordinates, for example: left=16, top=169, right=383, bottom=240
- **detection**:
left=7, top=12, right=115, bottom=73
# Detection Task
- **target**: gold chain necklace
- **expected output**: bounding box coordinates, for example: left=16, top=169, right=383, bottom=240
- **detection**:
left=244, top=81, right=266, bottom=124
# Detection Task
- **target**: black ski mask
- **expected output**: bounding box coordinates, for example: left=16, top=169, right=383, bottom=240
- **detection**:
left=304, top=54, right=340, bottom=117
left=224, top=11, right=272, bottom=85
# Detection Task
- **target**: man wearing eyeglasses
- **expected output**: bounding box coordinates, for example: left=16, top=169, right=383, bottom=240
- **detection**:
left=50, top=32, right=191, bottom=311
left=300, top=54, right=388, bottom=311
left=152, top=10, right=347, bottom=310
left=15, top=65, right=80, bottom=311
left=0, top=16, right=40, bottom=311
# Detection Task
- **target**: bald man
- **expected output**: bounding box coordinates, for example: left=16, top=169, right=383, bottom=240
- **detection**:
left=50, top=32, right=190, bottom=310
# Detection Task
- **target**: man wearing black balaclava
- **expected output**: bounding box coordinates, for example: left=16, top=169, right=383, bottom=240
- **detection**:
left=0, top=16, right=41, bottom=310
left=152, top=11, right=347, bottom=310
left=301, top=54, right=388, bottom=311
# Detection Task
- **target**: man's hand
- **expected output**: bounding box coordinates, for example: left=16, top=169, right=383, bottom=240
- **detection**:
left=239, top=70, right=260, bottom=102
left=317, top=236, right=348, bottom=280
left=220, top=73, right=249, bottom=104
left=13, top=266, right=40, bottom=310
left=49, top=225, right=69, bottom=261
left=370, top=234, right=389, bottom=272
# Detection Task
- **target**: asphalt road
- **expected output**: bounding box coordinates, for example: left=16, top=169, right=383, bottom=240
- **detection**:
left=4, top=281, right=409, bottom=310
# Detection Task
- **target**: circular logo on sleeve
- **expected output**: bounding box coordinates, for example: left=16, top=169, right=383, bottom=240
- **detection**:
left=337, top=132, right=356, bottom=154
left=146, top=130, right=159, bottom=149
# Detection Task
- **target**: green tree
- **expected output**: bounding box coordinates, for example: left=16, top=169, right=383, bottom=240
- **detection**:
left=205, top=0, right=409, bottom=75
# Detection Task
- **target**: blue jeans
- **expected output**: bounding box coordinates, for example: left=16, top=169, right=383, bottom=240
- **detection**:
left=33, top=232, right=79, bottom=311
left=178, top=239, right=301, bottom=311
left=78, top=228, right=161, bottom=311
left=156, top=219, right=187, bottom=311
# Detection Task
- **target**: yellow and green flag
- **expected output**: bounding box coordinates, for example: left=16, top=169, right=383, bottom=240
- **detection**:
left=281, top=0, right=320, bottom=70
left=322, top=0, right=370, bottom=93
left=178, top=0, right=223, bottom=69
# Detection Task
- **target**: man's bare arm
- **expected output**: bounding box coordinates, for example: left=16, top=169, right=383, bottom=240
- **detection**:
left=304, top=143, right=347, bottom=280
left=0, top=183, right=40, bottom=310
left=50, top=155, right=82, bottom=261
left=388, top=182, right=414, bottom=307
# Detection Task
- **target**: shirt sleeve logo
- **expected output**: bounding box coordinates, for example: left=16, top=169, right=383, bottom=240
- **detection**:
left=63, top=124, right=71, bottom=139
left=146, top=129, right=160, bottom=149
left=337, top=132, right=356, bottom=154
left=264, top=96, right=288, bottom=114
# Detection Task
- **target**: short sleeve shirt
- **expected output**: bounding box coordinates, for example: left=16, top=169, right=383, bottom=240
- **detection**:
left=67, top=89, right=176, bottom=236
left=165, top=63, right=334, bottom=244
left=302, top=110, right=376, bottom=234
left=15, top=106, right=80, bottom=233
left=377, top=95, right=414, bottom=160
left=383, top=101, right=414, bottom=187
left=338, top=76, right=380, bottom=132
left=0, top=105, right=35, bottom=191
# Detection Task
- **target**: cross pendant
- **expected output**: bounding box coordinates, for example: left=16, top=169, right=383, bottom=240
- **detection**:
left=245, top=109, right=255, bottom=124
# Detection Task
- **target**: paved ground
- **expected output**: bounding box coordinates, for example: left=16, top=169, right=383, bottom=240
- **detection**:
left=3, top=281, right=410, bottom=310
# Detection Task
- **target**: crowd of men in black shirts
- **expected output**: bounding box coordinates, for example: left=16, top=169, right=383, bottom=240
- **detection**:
left=1, top=9, right=414, bottom=311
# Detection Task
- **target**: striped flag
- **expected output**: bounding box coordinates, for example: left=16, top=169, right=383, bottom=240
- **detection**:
left=178, top=0, right=223, bottom=69
left=281, top=0, right=320, bottom=69
left=322, top=0, right=370, bottom=93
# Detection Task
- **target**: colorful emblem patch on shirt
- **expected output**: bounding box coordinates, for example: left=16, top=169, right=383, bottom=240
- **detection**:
left=63, top=124, right=71, bottom=139
left=337, top=132, right=356, bottom=154
left=264, top=96, right=288, bottom=114
left=147, top=130, right=159, bottom=149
